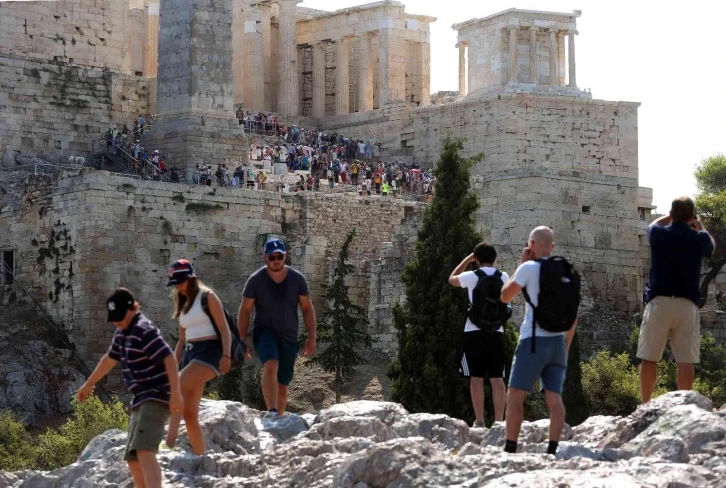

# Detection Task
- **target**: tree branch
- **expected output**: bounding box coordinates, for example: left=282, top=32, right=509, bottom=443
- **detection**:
left=699, top=258, right=726, bottom=308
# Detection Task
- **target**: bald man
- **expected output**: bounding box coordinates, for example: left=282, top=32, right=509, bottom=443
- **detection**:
left=500, top=226, right=577, bottom=455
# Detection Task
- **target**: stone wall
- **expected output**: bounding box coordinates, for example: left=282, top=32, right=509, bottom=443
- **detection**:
left=0, top=0, right=130, bottom=71
left=0, top=54, right=151, bottom=156
left=0, top=170, right=423, bottom=370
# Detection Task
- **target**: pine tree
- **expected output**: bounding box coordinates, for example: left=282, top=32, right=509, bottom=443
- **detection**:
left=388, top=137, right=482, bottom=421
left=312, top=229, right=372, bottom=402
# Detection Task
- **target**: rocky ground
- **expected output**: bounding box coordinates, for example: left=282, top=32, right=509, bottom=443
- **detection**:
left=0, top=298, right=86, bottom=427
left=2, top=391, right=726, bottom=487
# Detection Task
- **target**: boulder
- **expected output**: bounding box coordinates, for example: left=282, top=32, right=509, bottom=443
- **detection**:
left=598, top=390, right=713, bottom=449
left=306, top=416, right=393, bottom=443
left=76, top=429, right=127, bottom=463
left=391, top=413, right=469, bottom=450
left=313, top=400, right=409, bottom=425
left=260, top=413, right=309, bottom=442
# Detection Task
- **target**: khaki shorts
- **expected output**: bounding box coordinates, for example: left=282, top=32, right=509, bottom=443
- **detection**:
left=637, top=296, right=700, bottom=363
left=124, top=401, right=169, bottom=462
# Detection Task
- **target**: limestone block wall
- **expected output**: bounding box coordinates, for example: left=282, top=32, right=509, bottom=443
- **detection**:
left=412, top=94, right=639, bottom=179
left=0, top=170, right=424, bottom=368
left=0, top=55, right=151, bottom=156
left=0, top=0, right=130, bottom=71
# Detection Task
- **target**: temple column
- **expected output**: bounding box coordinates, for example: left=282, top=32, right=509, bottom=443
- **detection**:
left=548, top=29, right=558, bottom=85
left=259, top=3, right=272, bottom=111
left=277, top=0, right=300, bottom=116
left=508, top=26, right=518, bottom=83
left=243, top=7, right=264, bottom=109
left=568, top=30, right=578, bottom=87
left=358, top=34, right=373, bottom=112
left=457, top=41, right=467, bottom=97
left=335, top=36, right=350, bottom=115
left=529, top=26, right=538, bottom=83
left=312, top=42, right=326, bottom=118
left=144, top=3, right=160, bottom=77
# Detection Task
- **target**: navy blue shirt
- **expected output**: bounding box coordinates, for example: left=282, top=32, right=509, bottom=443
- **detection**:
left=107, top=313, right=173, bottom=408
left=242, top=266, right=310, bottom=342
left=646, top=222, right=714, bottom=305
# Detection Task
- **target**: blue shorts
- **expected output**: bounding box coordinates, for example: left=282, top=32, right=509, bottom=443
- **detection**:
left=253, top=327, right=299, bottom=386
left=509, top=336, right=567, bottom=394
left=181, top=340, right=222, bottom=376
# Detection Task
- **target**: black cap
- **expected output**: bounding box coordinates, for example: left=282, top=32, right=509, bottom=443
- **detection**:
left=106, top=288, right=135, bottom=322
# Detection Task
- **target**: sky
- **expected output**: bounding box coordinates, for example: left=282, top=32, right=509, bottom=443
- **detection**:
left=300, top=0, right=726, bottom=212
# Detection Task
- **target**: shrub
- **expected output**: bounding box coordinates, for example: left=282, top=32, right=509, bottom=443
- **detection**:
left=206, top=362, right=267, bottom=411
left=0, top=412, right=38, bottom=471
left=34, top=396, right=128, bottom=470
left=582, top=351, right=642, bottom=416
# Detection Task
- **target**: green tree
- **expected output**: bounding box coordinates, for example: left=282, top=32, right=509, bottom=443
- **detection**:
left=312, top=229, right=372, bottom=402
left=562, top=332, right=589, bottom=425
left=388, top=137, right=482, bottom=421
left=694, top=154, right=726, bottom=305
left=0, top=411, right=38, bottom=471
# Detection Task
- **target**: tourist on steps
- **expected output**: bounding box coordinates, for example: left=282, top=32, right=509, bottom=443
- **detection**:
left=500, top=227, right=579, bottom=455
left=638, top=197, right=714, bottom=403
left=238, top=238, right=317, bottom=419
left=168, top=259, right=232, bottom=455
left=77, top=288, right=182, bottom=488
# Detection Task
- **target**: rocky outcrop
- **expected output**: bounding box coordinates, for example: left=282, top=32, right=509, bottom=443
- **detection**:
left=0, top=303, right=86, bottom=426
left=5, top=392, right=726, bottom=487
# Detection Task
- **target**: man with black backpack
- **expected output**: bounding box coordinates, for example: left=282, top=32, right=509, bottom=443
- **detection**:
left=449, top=242, right=511, bottom=426
left=500, top=226, right=580, bottom=455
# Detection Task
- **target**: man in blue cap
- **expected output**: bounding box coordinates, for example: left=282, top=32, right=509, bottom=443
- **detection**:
left=238, top=237, right=317, bottom=418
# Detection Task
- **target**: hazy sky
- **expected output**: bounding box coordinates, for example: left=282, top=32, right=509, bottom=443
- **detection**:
left=301, top=0, right=726, bottom=212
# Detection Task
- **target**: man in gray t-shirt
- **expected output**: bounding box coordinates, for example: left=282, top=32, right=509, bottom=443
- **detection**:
left=238, top=238, right=317, bottom=418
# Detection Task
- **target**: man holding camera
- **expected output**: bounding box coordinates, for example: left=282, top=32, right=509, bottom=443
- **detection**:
left=638, top=196, right=715, bottom=403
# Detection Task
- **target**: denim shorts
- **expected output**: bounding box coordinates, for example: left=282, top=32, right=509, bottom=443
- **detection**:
left=253, top=327, right=299, bottom=386
left=181, top=340, right=222, bottom=376
left=509, top=336, right=567, bottom=394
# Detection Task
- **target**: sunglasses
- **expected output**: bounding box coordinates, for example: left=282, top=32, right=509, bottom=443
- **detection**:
left=267, top=254, right=285, bottom=261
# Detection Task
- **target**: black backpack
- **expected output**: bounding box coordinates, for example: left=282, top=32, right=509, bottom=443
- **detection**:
left=467, top=270, right=511, bottom=332
left=200, top=291, right=247, bottom=369
left=523, top=257, right=580, bottom=351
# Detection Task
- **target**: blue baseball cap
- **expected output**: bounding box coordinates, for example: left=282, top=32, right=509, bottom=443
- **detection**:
left=264, top=238, right=286, bottom=256
left=167, top=259, right=197, bottom=286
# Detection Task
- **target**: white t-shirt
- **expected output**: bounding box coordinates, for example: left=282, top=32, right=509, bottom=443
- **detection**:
left=458, top=266, right=509, bottom=333
left=512, top=259, right=566, bottom=340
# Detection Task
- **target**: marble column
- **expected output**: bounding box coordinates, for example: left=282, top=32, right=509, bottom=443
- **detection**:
left=335, top=36, right=350, bottom=115
left=458, top=42, right=467, bottom=97
left=568, top=30, right=578, bottom=87
left=528, top=26, right=538, bottom=83
left=231, top=0, right=245, bottom=106
left=277, top=0, right=300, bottom=116
left=259, top=3, right=272, bottom=111
left=548, top=29, right=558, bottom=85
left=144, top=3, right=160, bottom=77
left=312, top=42, right=326, bottom=118
left=243, top=7, right=264, bottom=109
left=508, top=26, right=518, bottom=83
left=358, top=34, right=373, bottom=112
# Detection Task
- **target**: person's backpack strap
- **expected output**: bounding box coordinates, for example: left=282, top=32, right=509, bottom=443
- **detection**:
left=200, top=291, right=222, bottom=339
left=522, top=258, right=545, bottom=353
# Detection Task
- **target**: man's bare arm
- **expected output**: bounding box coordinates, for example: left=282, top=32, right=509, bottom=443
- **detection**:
left=500, top=278, right=523, bottom=304
left=448, top=254, right=475, bottom=287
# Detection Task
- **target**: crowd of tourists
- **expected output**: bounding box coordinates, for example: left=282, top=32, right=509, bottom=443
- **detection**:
left=75, top=195, right=712, bottom=487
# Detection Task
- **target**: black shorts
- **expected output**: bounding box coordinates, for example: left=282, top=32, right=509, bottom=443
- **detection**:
left=460, top=330, right=505, bottom=378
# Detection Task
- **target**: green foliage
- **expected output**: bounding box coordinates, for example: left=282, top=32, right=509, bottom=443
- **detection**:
left=206, top=362, right=267, bottom=411
left=694, top=154, right=726, bottom=289
left=0, top=396, right=128, bottom=471
left=171, top=194, right=186, bottom=203
left=311, top=229, right=372, bottom=403
left=693, top=333, right=726, bottom=406
left=582, top=351, right=648, bottom=416
left=388, top=137, right=483, bottom=421
left=185, top=202, right=225, bottom=213
left=562, top=332, right=589, bottom=425
left=0, top=412, right=38, bottom=471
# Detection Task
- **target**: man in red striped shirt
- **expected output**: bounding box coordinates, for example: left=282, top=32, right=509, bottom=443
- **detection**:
left=77, top=288, right=183, bottom=488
